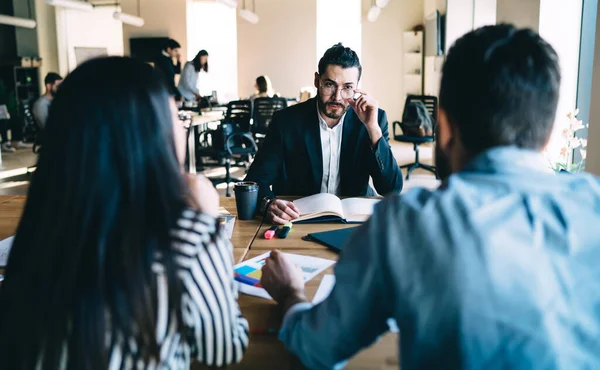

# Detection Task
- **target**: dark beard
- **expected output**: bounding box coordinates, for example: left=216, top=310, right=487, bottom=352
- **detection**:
left=317, top=94, right=348, bottom=119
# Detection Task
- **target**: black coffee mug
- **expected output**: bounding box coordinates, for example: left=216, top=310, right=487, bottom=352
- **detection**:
left=234, top=181, right=259, bottom=220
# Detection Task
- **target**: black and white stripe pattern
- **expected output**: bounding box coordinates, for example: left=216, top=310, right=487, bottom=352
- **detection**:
left=108, top=209, right=249, bottom=369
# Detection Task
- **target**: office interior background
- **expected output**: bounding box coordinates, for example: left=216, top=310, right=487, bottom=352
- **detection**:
left=0, top=0, right=599, bottom=193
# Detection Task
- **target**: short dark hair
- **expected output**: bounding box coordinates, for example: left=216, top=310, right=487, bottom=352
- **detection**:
left=164, top=38, right=181, bottom=51
left=439, top=24, right=560, bottom=154
left=318, top=43, right=362, bottom=80
left=44, top=72, right=62, bottom=86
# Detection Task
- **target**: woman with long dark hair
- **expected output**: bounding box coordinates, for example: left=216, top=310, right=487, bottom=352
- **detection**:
left=0, top=57, right=248, bottom=369
left=178, top=49, right=209, bottom=101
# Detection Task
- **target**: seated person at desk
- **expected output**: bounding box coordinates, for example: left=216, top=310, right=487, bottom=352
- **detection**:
left=0, top=57, right=248, bottom=369
left=178, top=49, right=209, bottom=102
left=249, top=75, right=275, bottom=101
left=32, top=72, right=62, bottom=129
left=261, top=25, right=600, bottom=368
left=245, top=43, right=402, bottom=224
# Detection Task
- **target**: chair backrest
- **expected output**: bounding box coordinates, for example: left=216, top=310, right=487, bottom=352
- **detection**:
left=404, top=95, right=438, bottom=126
left=252, top=97, right=287, bottom=134
left=225, top=100, right=252, bottom=132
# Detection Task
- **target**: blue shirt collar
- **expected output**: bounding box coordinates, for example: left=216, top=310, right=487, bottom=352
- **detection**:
left=462, top=146, right=549, bottom=175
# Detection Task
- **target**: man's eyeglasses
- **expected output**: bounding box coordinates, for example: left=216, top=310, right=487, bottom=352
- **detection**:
left=319, top=82, right=355, bottom=99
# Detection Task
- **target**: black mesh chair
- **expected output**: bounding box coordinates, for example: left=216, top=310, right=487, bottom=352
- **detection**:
left=251, top=97, right=287, bottom=145
left=225, top=100, right=253, bottom=133
left=393, top=95, right=438, bottom=180
left=197, top=121, right=257, bottom=197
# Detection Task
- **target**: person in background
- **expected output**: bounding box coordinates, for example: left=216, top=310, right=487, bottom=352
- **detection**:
left=249, top=75, right=275, bottom=101
left=32, top=72, right=63, bottom=129
left=154, top=38, right=182, bottom=101
left=260, top=25, right=600, bottom=368
left=0, top=114, right=34, bottom=153
left=0, top=57, right=248, bottom=369
left=178, top=49, right=209, bottom=102
left=245, top=43, right=402, bottom=224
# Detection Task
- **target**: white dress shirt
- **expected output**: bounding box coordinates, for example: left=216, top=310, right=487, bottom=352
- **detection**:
left=317, top=102, right=346, bottom=195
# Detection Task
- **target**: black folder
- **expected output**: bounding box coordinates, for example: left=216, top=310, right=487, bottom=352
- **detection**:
left=304, top=227, right=359, bottom=252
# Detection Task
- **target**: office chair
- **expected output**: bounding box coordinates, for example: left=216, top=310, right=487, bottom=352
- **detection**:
left=251, top=97, right=287, bottom=145
left=393, top=95, right=438, bottom=180
left=225, top=100, right=253, bottom=133
left=197, top=121, right=258, bottom=197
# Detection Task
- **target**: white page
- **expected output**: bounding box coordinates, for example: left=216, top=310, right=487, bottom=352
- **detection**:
left=293, top=193, right=344, bottom=218
left=234, top=252, right=335, bottom=300
left=311, top=273, right=399, bottom=333
left=0, top=235, right=15, bottom=267
left=340, top=198, right=381, bottom=222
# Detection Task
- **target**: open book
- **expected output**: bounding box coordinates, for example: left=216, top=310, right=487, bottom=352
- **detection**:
left=292, top=193, right=381, bottom=223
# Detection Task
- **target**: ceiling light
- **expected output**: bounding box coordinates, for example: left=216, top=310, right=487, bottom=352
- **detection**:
left=0, top=15, right=36, bottom=29
left=113, top=11, right=144, bottom=27
left=376, top=0, right=390, bottom=8
left=240, top=8, right=259, bottom=24
left=45, top=0, right=94, bottom=12
left=367, top=6, right=381, bottom=22
left=217, top=0, right=238, bottom=8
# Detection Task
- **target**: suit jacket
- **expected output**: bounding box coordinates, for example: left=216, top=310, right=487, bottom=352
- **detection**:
left=154, top=54, right=182, bottom=99
left=245, top=98, right=403, bottom=199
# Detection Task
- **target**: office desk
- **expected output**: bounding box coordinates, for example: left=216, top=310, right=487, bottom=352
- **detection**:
left=232, top=218, right=399, bottom=370
left=0, top=196, right=398, bottom=369
left=0, top=196, right=260, bottom=272
left=186, top=112, right=224, bottom=174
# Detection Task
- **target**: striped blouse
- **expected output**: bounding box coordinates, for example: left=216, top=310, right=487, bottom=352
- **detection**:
left=108, top=209, right=249, bottom=369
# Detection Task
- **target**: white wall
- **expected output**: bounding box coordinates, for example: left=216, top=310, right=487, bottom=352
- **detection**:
left=361, top=0, right=424, bottom=122
left=121, top=0, right=188, bottom=60
left=445, top=0, right=474, bottom=51
left=496, top=0, right=540, bottom=30
left=34, top=0, right=60, bottom=91
left=55, top=7, right=124, bottom=75
left=423, top=0, right=445, bottom=98
left=539, top=0, right=583, bottom=163
left=474, top=0, right=497, bottom=29
left=237, top=0, right=317, bottom=99
left=187, top=1, right=238, bottom=103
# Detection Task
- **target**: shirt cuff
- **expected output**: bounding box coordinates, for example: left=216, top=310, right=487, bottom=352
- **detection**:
left=279, top=302, right=313, bottom=338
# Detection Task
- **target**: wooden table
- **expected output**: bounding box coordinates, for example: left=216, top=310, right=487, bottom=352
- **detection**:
left=232, top=221, right=399, bottom=370
left=0, top=196, right=398, bottom=369
left=0, top=196, right=258, bottom=272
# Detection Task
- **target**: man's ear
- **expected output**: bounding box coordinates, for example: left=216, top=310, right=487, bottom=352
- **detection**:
left=437, top=108, right=453, bottom=150
left=314, top=73, right=320, bottom=89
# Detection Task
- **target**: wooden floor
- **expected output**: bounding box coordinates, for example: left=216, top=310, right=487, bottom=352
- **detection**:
left=0, top=141, right=440, bottom=196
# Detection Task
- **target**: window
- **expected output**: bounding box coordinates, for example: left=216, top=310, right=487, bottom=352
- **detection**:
left=316, top=0, right=362, bottom=63
left=186, top=0, right=238, bottom=102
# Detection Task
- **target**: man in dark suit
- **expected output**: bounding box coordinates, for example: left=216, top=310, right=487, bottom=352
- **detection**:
left=153, top=39, right=182, bottom=101
left=246, top=43, right=402, bottom=224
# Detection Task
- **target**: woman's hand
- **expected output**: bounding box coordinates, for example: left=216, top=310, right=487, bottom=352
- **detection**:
left=185, top=174, right=219, bottom=217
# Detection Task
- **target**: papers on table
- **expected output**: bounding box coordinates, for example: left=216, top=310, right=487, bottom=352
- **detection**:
left=0, top=235, right=15, bottom=267
left=234, top=252, right=335, bottom=300
left=312, top=274, right=400, bottom=333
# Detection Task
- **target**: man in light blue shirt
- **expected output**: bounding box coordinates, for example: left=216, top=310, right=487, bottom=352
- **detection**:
left=260, top=25, right=600, bottom=369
